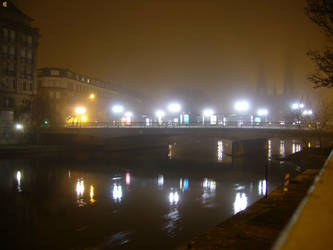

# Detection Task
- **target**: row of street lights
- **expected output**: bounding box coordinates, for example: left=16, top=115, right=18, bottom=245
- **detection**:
left=70, top=95, right=314, bottom=127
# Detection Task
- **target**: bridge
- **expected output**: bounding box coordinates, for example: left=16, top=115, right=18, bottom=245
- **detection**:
left=40, top=122, right=332, bottom=156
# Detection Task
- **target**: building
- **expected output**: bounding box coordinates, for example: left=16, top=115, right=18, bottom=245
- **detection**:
left=37, top=68, right=144, bottom=126
left=0, top=1, right=39, bottom=125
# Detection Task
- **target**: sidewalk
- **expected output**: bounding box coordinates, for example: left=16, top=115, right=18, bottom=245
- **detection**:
left=273, top=151, right=333, bottom=250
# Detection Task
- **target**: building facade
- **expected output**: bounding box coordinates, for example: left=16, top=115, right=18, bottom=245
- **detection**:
left=37, top=68, right=144, bottom=126
left=0, top=1, right=39, bottom=124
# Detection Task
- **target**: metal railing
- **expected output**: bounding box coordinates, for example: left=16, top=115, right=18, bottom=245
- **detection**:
left=63, top=121, right=317, bottom=130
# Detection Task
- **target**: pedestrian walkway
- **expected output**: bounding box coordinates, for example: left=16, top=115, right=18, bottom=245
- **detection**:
left=274, top=151, right=333, bottom=250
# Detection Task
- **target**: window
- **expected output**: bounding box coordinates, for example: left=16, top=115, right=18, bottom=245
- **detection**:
left=30, top=82, right=33, bottom=91
left=27, top=49, right=32, bottom=59
left=50, top=70, right=60, bottom=76
left=2, top=28, right=8, bottom=38
left=49, top=91, right=54, bottom=98
left=3, top=1, right=8, bottom=7
left=26, top=65, right=32, bottom=74
left=28, top=35, right=32, bottom=44
left=56, top=92, right=61, bottom=99
left=21, top=34, right=26, bottom=43
left=8, top=62, right=15, bottom=72
left=20, top=48, right=26, bottom=57
left=9, top=46, right=15, bottom=56
left=9, top=30, right=15, bottom=41
left=23, top=81, right=27, bottom=91
left=2, top=45, right=7, bottom=54
left=13, top=80, right=17, bottom=89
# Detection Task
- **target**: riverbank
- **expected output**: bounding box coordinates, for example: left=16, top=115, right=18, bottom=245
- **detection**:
left=176, top=148, right=330, bottom=250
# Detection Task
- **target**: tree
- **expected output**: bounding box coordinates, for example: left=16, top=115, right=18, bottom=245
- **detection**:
left=305, top=0, right=333, bottom=88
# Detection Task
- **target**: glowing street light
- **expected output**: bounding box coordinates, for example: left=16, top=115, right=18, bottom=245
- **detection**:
left=156, top=110, right=165, bottom=124
left=155, top=110, right=165, bottom=118
left=202, top=108, right=214, bottom=125
left=124, top=111, right=133, bottom=117
left=15, top=124, right=23, bottom=130
left=203, top=109, right=214, bottom=117
left=167, top=103, right=181, bottom=113
left=291, top=102, right=305, bottom=110
left=257, top=108, right=268, bottom=116
left=234, top=101, right=250, bottom=112
left=89, top=93, right=95, bottom=100
left=302, top=109, right=313, bottom=116
left=112, top=105, right=124, bottom=114
left=75, top=106, right=86, bottom=115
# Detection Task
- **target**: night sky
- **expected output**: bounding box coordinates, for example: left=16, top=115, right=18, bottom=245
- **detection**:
left=12, top=0, right=328, bottom=110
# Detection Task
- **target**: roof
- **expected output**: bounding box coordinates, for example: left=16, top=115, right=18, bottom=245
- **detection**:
left=0, top=1, right=34, bottom=23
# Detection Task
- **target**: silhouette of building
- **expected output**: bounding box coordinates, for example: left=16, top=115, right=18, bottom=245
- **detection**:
left=37, top=68, right=145, bottom=125
left=0, top=1, right=39, bottom=124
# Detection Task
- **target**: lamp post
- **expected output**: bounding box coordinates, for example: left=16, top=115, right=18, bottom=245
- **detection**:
left=257, top=108, right=269, bottom=123
left=167, top=103, right=181, bottom=124
left=155, top=110, right=165, bottom=125
left=203, top=109, right=214, bottom=125
left=111, top=104, right=124, bottom=126
left=234, top=100, right=250, bottom=126
left=75, top=106, right=86, bottom=128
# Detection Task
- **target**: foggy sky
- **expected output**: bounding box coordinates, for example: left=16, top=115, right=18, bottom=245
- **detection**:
left=13, top=0, right=327, bottom=110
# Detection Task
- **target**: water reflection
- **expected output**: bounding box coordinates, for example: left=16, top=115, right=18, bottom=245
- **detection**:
left=169, top=191, right=180, bottom=205
left=233, top=192, right=248, bottom=214
left=76, top=179, right=86, bottom=207
left=179, top=178, right=189, bottom=191
left=217, top=140, right=223, bottom=162
left=90, top=185, right=96, bottom=203
left=258, top=180, right=267, bottom=196
left=268, top=139, right=272, bottom=161
left=112, top=184, right=123, bottom=203
left=168, top=143, right=176, bottom=159
left=202, top=178, right=216, bottom=206
left=16, top=170, right=22, bottom=192
left=158, top=175, right=164, bottom=188
left=280, top=140, right=285, bottom=158
left=292, top=142, right=301, bottom=154
left=125, top=173, right=131, bottom=185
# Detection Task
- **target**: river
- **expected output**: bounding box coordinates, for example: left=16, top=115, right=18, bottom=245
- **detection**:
left=0, top=136, right=319, bottom=250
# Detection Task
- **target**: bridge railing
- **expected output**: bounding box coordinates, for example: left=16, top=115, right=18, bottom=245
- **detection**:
left=63, top=121, right=317, bottom=130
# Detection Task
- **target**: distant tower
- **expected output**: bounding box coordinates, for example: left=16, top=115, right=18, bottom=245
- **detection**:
left=283, top=56, right=295, bottom=99
left=256, top=66, right=267, bottom=98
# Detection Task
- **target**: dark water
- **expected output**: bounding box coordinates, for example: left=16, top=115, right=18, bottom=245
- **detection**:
left=0, top=137, right=319, bottom=250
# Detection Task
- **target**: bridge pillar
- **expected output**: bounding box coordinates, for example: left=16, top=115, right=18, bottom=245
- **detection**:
left=232, top=138, right=267, bottom=156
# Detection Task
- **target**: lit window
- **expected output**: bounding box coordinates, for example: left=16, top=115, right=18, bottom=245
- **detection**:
left=3, top=1, right=7, bottom=7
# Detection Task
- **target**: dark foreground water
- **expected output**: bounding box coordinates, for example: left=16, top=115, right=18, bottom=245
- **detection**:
left=0, top=137, right=319, bottom=250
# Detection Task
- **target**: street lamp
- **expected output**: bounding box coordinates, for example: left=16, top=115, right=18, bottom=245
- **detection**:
left=155, top=110, right=165, bottom=124
left=89, top=93, right=95, bottom=100
left=302, top=109, right=313, bottom=116
left=234, top=101, right=250, bottom=112
left=123, top=111, right=133, bottom=125
left=168, top=103, right=181, bottom=113
left=257, top=108, right=268, bottom=116
left=112, top=104, right=124, bottom=114
left=291, top=102, right=305, bottom=110
left=203, top=109, right=214, bottom=125
left=15, top=123, right=23, bottom=130
left=75, top=106, right=86, bottom=127
left=75, top=106, right=86, bottom=115
left=167, top=103, right=181, bottom=124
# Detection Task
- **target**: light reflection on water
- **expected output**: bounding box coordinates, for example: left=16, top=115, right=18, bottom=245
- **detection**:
left=112, top=184, right=123, bottom=202
left=16, top=170, right=22, bottom=192
left=233, top=192, right=248, bottom=214
left=4, top=137, right=319, bottom=250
